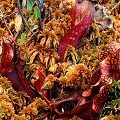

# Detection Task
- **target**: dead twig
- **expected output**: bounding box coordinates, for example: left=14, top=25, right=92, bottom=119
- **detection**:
left=0, top=8, right=13, bottom=36
left=110, top=1, right=120, bottom=11
left=17, top=0, right=37, bottom=38
left=14, top=28, right=21, bottom=41
left=4, top=10, right=18, bottom=18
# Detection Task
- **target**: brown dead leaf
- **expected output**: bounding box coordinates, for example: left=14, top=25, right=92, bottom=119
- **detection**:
left=0, top=28, right=8, bottom=39
left=29, top=51, right=39, bottom=64
left=14, top=14, right=22, bottom=32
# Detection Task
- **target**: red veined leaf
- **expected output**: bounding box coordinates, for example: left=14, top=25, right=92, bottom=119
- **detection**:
left=100, top=48, right=120, bottom=80
left=5, top=68, right=26, bottom=93
left=82, top=77, right=102, bottom=97
left=20, top=48, right=26, bottom=60
left=54, top=91, right=97, bottom=119
left=82, top=74, right=112, bottom=115
left=54, top=98, right=97, bottom=119
left=34, top=69, right=45, bottom=92
left=5, top=66, right=34, bottom=101
left=33, top=69, right=49, bottom=103
left=86, top=69, right=101, bottom=90
left=99, top=41, right=120, bottom=61
left=1, top=40, right=14, bottom=68
left=92, top=84, right=110, bottom=114
left=54, top=99, right=92, bottom=115
left=82, top=75, right=112, bottom=97
left=15, top=64, right=33, bottom=97
left=0, top=35, right=34, bottom=99
left=58, top=0, right=95, bottom=62
left=2, top=35, right=14, bottom=44
left=0, top=36, right=26, bottom=92
left=82, top=69, right=101, bottom=98
left=66, top=98, right=91, bottom=115
left=0, top=35, right=19, bottom=73
left=0, top=65, right=14, bottom=74
left=0, top=43, right=14, bottom=73
left=70, top=0, right=94, bottom=26
left=55, top=91, right=81, bottom=107
left=82, top=70, right=102, bottom=97
left=78, top=102, right=97, bottom=120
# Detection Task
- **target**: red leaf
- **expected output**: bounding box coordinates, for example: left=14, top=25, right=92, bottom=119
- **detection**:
left=15, top=64, right=33, bottom=97
left=34, top=69, right=45, bottom=92
left=55, top=91, right=81, bottom=107
left=92, top=84, right=110, bottom=114
left=86, top=69, right=101, bottom=90
left=54, top=99, right=97, bottom=120
left=33, top=69, right=49, bottom=103
left=58, top=0, right=95, bottom=62
left=82, top=69, right=101, bottom=97
left=5, top=68, right=26, bottom=93
left=99, top=41, right=120, bottom=61
left=68, top=98, right=92, bottom=115
left=82, top=74, right=112, bottom=114
left=1, top=41, right=14, bottom=66
left=70, top=0, right=94, bottom=26
left=0, top=35, right=33, bottom=98
left=5, top=67, right=34, bottom=101
left=54, top=91, right=97, bottom=119
left=82, top=78, right=102, bottom=97
left=100, top=48, right=120, bottom=80
left=78, top=103, right=97, bottom=120
left=82, top=75, right=112, bottom=97
left=54, top=98, right=92, bottom=115
left=0, top=40, right=14, bottom=73
left=0, top=65, right=14, bottom=74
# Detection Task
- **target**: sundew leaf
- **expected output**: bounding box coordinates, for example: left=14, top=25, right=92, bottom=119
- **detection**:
left=34, top=6, right=40, bottom=20
left=21, top=33, right=26, bottom=44
left=27, top=0, right=34, bottom=10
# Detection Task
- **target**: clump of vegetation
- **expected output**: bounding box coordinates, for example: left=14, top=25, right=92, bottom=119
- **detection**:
left=0, top=0, right=120, bottom=119
left=100, top=80, right=120, bottom=118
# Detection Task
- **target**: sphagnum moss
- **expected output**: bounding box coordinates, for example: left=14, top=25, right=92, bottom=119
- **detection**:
left=0, top=0, right=120, bottom=119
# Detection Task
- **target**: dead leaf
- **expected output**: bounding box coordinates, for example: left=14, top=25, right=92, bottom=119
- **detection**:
left=29, top=51, right=39, bottom=64
left=14, top=14, right=22, bottom=32
left=0, top=28, right=8, bottom=39
left=95, top=5, right=113, bottom=31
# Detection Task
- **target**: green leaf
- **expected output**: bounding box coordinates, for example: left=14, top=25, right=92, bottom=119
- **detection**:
left=27, top=0, right=34, bottom=10
left=34, top=6, right=40, bottom=20
left=32, top=25, right=38, bottom=31
left=39, top=0, right=43, bottom=4
left=22, top=0, right=26, bottom=8
left=100, top=80, right=120, bottom=117
left=21, top=33, right=26, bottom=44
